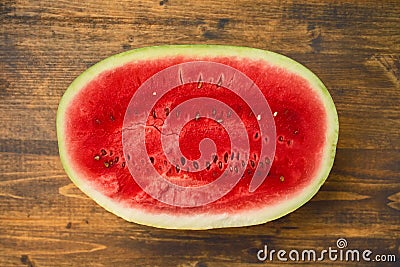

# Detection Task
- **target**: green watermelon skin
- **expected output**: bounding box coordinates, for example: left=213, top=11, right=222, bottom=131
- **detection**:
left=57, top=45, right=338, bottom=229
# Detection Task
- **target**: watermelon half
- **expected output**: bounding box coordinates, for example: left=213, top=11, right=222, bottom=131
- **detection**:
left=57, top=45, right=338, bottom=229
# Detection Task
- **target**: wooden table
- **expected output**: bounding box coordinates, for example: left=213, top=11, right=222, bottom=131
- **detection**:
left=1, top=1, right=399, bottom=266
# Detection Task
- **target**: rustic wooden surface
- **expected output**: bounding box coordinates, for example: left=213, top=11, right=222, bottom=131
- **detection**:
left=1, top=0, right=399, bottom=266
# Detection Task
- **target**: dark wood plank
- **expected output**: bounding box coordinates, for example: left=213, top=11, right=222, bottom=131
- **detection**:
left=1, top=0, right=399, bottom=266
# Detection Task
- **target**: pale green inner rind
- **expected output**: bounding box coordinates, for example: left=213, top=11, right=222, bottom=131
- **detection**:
left=57, top=45, right=339, bottom=229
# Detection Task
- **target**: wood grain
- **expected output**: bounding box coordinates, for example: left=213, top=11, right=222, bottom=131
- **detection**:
left=1, top=0, right=399, bottom=266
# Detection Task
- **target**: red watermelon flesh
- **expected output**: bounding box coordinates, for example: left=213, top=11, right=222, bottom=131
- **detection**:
left=57, top=45, right=338, bottom=229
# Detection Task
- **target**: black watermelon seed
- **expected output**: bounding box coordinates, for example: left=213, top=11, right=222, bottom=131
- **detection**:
left=213, top=155, right=218, bottom=163
left=193, top=161, right=199, bottom=169
left=206, top=161, right=211, bottom=170
left=250, top=160, right=255, bottom=168
left=180, top=157, right=186, bottom=166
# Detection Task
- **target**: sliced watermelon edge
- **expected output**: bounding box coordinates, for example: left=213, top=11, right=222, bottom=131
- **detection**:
left=57, top=45, right=339, bottom=229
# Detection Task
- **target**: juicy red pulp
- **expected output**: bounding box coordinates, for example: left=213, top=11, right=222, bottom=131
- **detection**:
left=65, top=56, right=327, bottom=214
left=144, top=82, right=261, bottom=187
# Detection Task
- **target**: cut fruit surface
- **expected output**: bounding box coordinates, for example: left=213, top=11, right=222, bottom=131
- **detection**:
left=57, top=45, right=338, bottom=229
